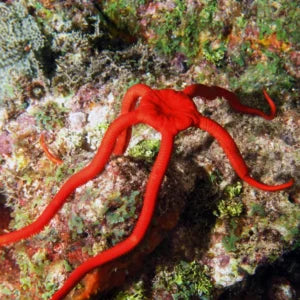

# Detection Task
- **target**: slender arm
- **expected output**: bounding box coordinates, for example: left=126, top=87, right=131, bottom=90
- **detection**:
left=39, top=132, right=63, bottom=165
left=0, top=112, right=139, bottom=246
left=51, top=130, right=174, bottom=300
left=197, top=116, right=294, bottom=191
left=183, top=83, right=219, bottom=100
left=184, top=84, right=276, bottom=120
left=113, top=84, right=151, bottom=155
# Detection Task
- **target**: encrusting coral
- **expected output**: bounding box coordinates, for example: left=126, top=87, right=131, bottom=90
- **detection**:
left=0, top=1, right=44, bottom=100
left=0, top=83, right=293, bottom=299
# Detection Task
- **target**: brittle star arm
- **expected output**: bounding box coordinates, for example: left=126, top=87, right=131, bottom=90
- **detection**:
left=40, top=132, right=63, bottom=165
left=113, top=83, right=152, bottom=155
left=51, top=129, right=174, bottom=300
left=0, top=112, right=140, bottom=246
left=197, top=116, right=294, bottom=191
left=184, top=84, right=276, bottom=120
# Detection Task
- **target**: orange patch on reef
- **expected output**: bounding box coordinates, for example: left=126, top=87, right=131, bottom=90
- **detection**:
left=38, top=0, right=55, bottom=9
left=73, top=271, right=101, bottom=300
left=228, top=31, right=291, bottom=56
left=248, top=33, right=291, bottom=53
left=256, top=33, right=291, bottom=52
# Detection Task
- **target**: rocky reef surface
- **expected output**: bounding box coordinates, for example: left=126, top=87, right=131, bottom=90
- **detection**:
left=0, top=1, right=298, bottom=299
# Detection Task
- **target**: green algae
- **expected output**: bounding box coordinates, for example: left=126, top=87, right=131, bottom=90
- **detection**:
left=33, top=101, right=69, bottom=131
left=154, top=260, right=213, bottom=299
left=115, top=280, right=146, bottom=300
left=128, top=139, right=160, bottom=161
left=214, top=182, right=243, bottom=219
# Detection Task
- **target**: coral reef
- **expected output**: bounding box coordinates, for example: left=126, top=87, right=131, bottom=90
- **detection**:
left=0, top=2, right=43, bottom=68
left=0, top=0, right=298, bottom=299
left=0, top=1, right=44, bottom=111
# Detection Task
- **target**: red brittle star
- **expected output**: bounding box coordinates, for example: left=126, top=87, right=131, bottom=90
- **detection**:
left=0, top=83, right=294, bottom=299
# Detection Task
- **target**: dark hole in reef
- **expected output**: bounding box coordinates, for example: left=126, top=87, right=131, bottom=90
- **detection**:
left=82, top=231, right=89, bottom=238
left=288, top=192, right=298, bottom=203
left=38, top=44, right=59, bottom=79
left=180, top=174, right=220, bottom=227
left=0, top=194, right=12, bottom=234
